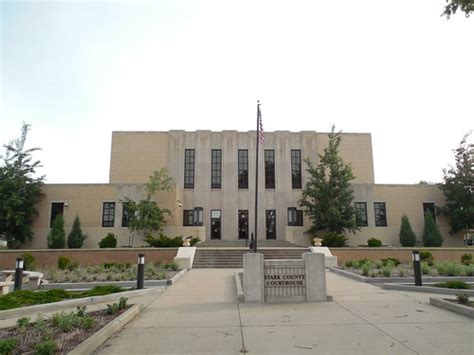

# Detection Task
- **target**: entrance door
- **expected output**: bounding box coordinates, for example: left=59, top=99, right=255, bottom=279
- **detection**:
left=266, top=209, right=276, bottom=239
left=211, top=210, right=221, bottom=239
left=238, top=210, right=248, bottom=239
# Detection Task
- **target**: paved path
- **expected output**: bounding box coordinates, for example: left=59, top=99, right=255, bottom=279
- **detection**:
left=96, top=269, right=474, bottom=355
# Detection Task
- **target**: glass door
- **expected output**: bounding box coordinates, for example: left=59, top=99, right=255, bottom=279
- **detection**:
left=211, top=210, right=221, bottom=239
left=238, top=210, right=248, bottom=239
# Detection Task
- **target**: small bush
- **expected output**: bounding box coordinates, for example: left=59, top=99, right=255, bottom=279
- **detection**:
left=161, top=261, right=180, bottom=271
left=399, top=268, right=406, bottom=277
left=419, top=251, right=434, bottom=266
left=57, top=256, right=71, bottom=270
left=381, top=258, right=401, bottom=267
left=145, top=233, right=183, bottom=247
left=375, top=260, right=383, bottom=269
left=434, top=281, right=470, bottom=289
left=47, top=214, right=65, bottom=249
left=399, top=214, right=416, bottom=247
left=0, top=338, right=17, bottom=355
left=457, top=293, right=470, bottom=305
left=381, top=266, right=392, bottom=277
left=106, top=297, right=128, bottom=315
left=361, top=263, right=371, bottom=276
left=190, top=237, right=201, bottom=246
left=16, top=316, right=30, bottom=328
left=321, top=232, right=347, bottom=247
left=462, top=264, right=474, bottom=276
left=99, top=233, right=117, bottom=248
left=421, top=261, right=432, bottom=275
left=67, top=215, right=87, bottom=248
left=461, top=253, right=472, bottom=265
left=436, top=261, right=463, bottom=276
left=367, top=238, right=382, bottom=247
left=34, top=339, right=58, bottom=355
left=345, top=260, right=354, bottom=268
left=21, top=253, right=37, bottom=271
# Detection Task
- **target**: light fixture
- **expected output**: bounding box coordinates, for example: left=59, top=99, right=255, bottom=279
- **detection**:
left=177, top=200, right=182, bottom=208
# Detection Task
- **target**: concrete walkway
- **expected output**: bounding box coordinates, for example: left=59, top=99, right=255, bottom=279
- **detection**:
left=96, top=269, right=474, bottom=355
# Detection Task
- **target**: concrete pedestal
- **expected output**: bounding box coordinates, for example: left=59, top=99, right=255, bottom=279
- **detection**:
left=243, top=253, right=264, bottom=303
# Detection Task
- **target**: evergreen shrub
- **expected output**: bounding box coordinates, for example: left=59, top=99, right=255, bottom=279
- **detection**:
left=321, top=232, right=347, bottom=247
left=47, top=215, right=65, bottom=249
left=399, top=214, right=416, bottom=247
left=98, top=233, right=117, bottom=248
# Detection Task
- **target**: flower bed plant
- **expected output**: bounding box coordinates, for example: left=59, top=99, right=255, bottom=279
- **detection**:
left=0, top=285, right=124, bottom=311
left=39, top=261, right=180, bottom=283
left=341, top=259, right=474, bottom=278
left=0, top=298, right=129, bottom=353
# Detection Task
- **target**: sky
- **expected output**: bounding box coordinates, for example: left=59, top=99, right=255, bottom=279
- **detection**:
left=1, top=0, right=472, bottom=185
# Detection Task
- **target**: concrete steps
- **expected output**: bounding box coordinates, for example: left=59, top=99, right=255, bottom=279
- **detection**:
left=193, top=248, right=309, bottom=268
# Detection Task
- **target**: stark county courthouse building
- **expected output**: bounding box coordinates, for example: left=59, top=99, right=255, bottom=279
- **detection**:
left=27, top=130, right=463, bottom=249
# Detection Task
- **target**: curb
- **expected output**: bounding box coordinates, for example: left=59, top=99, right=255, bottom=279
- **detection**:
left=234, top=271, right=244, bottom=302
left=0, top=287, right=165, bottom=320
left=68, top=303, right=143, bottom=354
left=381, top=283, right=474, bottom=296
left=429, top=297, right=474, bottom=318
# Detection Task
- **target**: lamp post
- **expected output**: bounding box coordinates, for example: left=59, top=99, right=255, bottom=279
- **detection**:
left=412, top=250, right=422, bottom=286
left=14, top=258, right=24, bottom=291
left=137, top=254, right=145, bottom=289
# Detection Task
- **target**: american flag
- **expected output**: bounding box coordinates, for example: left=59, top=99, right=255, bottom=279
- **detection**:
left=258, top=104, right=264, bottom=144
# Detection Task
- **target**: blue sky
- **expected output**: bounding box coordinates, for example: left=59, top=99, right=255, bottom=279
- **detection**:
left=1, top=0, right=472, bottom=184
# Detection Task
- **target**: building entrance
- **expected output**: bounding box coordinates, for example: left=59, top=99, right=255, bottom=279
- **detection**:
left=211, top=210, right=221, bottom=239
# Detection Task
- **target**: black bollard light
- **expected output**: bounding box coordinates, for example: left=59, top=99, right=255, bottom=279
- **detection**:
left=137, top=253, right=145, bottom=289
left=14, top=257, right=24, bottom=291
left=412, top=250, right=422, bottom=286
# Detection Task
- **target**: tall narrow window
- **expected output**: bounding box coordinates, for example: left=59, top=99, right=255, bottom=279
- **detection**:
left=122, top=203, right=131, bottom=227
left=355, top=202, right=368, bottom=227
left=266, top=209, right=276, bottom=239
left=102, top=202, right=116, bottom=227
left=183, top=210, right=193, bottom=226
left=184, top=149, right=195, bottom=189
left=238, top=210, right=249, bottom=239
left=238, top=149, right=248, bottom=189
left=265, top=149, right=275, bottom=189
left=291, top=150, right=302, bottom=189
left=50, top=202, right=64, bottom=227
left=374, top=202, right=387, bottom=227
left=423, top=203, right=436, bottom=222
left=211, top=149, right=222, bottom=188
left=287, top=207, right=303, bottom=226
left=193, top=207, right=203, bottom=226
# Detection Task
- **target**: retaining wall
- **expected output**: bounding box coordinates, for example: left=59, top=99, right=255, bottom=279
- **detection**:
left=0, top=248, right=178, bottom=268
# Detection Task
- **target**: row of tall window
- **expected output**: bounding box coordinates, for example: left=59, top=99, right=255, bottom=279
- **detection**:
left=184, top=149, right=302, bottom=189
left=49, top=201, right=436, bottom=229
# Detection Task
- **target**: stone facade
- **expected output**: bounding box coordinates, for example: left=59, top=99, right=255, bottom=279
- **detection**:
left=25, top=130, right=463, bottom=249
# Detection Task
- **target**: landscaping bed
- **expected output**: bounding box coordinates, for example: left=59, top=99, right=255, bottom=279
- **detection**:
left=0, top=286, right=124, bottom=311
left=0, top=298, right=130, bottom=354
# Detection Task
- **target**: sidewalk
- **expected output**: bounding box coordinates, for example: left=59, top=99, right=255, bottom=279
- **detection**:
left=96, top=269, right=474, bottom=355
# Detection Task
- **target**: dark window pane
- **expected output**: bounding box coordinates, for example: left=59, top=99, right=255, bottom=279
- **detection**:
left=287, top=207, right=303, bottom=226
left=291, top=150, right=302, bottom=189
left=265, top=150, right=275, bottom=189
left=50, top=203, right=64, bottom=227
left=374, top=202, right=387, bottom=227
left=184, top=149, right=195, bottom=189
left=238, top=150, right=248, bottom=189
left=238, top=210, right=249, bottom=239
left=102, top=202, right=116, bottom=227
left=211, top=149, right=222, bottom=188
left=356, top=202, right=368, bottom=227
left=266, top=209, right=276, bottom=239
left=183, top=210, right=194, bottom=226
left=211, top=210, right=221, bottom=239
left=423, top=203, right=436, bottom=222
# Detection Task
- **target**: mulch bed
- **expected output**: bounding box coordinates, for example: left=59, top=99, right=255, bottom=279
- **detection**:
left=0, top=306, right=130, bottom=354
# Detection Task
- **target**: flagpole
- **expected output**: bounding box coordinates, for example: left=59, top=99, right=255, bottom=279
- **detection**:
left=254, top=100, right=260, bottom=253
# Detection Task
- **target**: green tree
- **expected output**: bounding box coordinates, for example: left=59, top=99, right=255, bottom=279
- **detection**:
left=0, top=123, right=44, bottom=248
left=67, top=215, right=87, bottom=248
left=422, top=212, right=444, bottom=247
left=299, top=126, right=360, bottom=236
left=47, top=214, right=66, bottom=249
left=439, top=133, right=473, bottom=240
left=442, top=0, right=474, bottom=18
left=122, top=167, right=175, bottom=241
left=399, top=214, right=417, bottom=247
